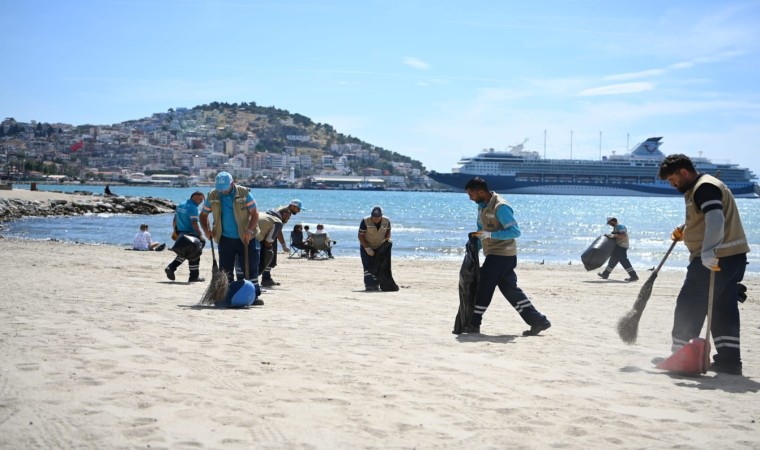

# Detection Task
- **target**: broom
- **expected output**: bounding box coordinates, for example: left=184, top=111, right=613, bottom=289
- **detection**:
left=703, top=268, right=718, bottom=373
left=199, top=238, right=229, bottom=306
left=617, top=227, right=683, bottom=344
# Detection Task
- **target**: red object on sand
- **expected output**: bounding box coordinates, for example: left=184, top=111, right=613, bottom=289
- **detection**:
left=656, top=338, right=707, bottom=375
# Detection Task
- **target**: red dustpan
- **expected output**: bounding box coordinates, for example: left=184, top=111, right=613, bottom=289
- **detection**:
left=656, top=269, right=718, bottom=376
left=656, top=338, right=707, bottom=375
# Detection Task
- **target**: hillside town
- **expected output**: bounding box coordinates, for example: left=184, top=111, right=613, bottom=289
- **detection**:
left=0, top=103, right=437, bottom=190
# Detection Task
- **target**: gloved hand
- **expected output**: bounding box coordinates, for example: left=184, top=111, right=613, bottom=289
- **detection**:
left=671, top=226, right=684, bottom=242
left=473, top=231, right=491, bottom=240
left=364, top=247, right=375, bottom=256
left=701, top=252, right=719, bottom=271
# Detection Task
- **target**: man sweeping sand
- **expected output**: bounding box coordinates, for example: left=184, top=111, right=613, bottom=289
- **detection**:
left=656, top=154, right=750, bottom=375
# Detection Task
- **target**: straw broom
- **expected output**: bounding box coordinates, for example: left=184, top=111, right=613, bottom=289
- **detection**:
left=199, top=239, right=228, bottom=305
left=617, top=230, right=681, bottom=344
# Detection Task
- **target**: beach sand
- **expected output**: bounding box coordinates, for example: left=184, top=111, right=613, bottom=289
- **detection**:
left=1, top=190, right=759, bottom=448
left=0, top=188, right=95, bottom=202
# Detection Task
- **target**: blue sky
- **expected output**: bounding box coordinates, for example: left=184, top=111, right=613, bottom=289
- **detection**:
left=2, top=0, right=760, bottom=175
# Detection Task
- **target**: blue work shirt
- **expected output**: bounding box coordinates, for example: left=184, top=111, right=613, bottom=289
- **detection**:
left=476, top=200, right=521, bottom=240
left=175, top=199, right=200, bottom=234
left=203, top=188, right=257, bottom=239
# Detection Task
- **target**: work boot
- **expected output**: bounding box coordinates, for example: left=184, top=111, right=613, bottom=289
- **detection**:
left=597, top=272, right=609, bottom=280
left=460, top=325, right=480, bottom=334
left=523, top=320, right=551, bottom=336
left=188, top=277, right=205, bottom=283
left=625, top=276, right=639, bottom=282
left=261, top=279, right=280, bottom=287
left=253, top=298, right=264, bottom=306
left=165, top=267, right=176, bottom=281
left=709, top=361, right=742, bottom=375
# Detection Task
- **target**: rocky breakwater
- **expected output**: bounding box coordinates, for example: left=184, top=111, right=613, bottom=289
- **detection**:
left=0, top=194, right=176, bottom=223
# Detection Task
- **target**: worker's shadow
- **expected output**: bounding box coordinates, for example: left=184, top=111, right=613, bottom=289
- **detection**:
left=455, top=333, right=518, bottom=344
left=583, top=280, right=628, bottom=284
left=177, top=304, right=260, bottom=310
left=620, top=366, right=760, bottom=393
left=672, top=374, right=760, bottom=393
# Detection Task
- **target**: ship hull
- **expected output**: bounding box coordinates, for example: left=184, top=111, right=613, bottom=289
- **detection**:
left=429, top=172, right=759, bottom=198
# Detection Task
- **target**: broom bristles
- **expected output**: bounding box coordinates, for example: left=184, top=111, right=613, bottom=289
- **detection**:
left=617, top=309, right=642, bottom=344
left=616, top=273, right=657, bottom=344
left=199, top=268, right=229, bottom=306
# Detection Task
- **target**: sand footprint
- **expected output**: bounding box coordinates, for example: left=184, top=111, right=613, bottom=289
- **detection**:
left=15, top=362, right=40, bottom=371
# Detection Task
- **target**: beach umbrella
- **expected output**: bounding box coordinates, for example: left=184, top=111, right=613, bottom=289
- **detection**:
left=199, top=239, right=229, bottom=306
left=616, top=230, right=681, bottom=344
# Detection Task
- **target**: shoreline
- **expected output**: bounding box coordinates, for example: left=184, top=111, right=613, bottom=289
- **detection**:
left=1, top=187, right=759, bottom=275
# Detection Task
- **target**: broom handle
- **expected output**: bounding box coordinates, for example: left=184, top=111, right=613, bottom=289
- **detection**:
left=244, top=240, right=250, bottom=280
left=653, top=239, right=678, bottom=275
left=210, top=238, right=217, bottom=264
left=653, top=225, right=685, bottom=275
left=704, top=268, right=717, bottom=373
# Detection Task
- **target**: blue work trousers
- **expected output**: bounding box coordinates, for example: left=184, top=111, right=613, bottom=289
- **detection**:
left=672, top=253, right=746, bottom=365
left=471, top=254, right=547, bottom=327
left=218, top=236, right=260, bottom=283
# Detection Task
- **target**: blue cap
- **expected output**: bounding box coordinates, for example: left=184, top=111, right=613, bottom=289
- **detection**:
left=289, top=199, right=304, bottom=212
left=215, top=172, right=233, bottom=192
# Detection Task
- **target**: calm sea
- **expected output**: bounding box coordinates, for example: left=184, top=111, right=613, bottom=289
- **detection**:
left=4, top=184, right=759, bottom=273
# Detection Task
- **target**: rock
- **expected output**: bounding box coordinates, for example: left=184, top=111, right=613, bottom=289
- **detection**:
left=0, top=194, right=176, bottom=223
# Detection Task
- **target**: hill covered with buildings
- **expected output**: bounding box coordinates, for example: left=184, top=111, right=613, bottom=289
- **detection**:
left=0, top=102, right=432, bottom=190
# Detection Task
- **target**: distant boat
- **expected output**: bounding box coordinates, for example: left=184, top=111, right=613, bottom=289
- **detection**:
left=355, top=181, right=386, bottom=191
left=428, top=137, right=759, bottom=198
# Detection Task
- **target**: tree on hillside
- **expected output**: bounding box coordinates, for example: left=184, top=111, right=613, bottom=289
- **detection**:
left=292, top=113, right=313, bottom=127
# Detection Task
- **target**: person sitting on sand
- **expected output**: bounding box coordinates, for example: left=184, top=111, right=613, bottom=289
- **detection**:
left=290, top=224, right=312, bottom=257
left=308, top=223, right=335, bottom=259
left=133, top=224, right=165, bottom=251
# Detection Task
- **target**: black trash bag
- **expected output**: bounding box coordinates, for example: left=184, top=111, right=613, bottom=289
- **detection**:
left=170, top=235, right=204, bottom=261
left=581, top=235, right=616, bottom=271
left=369, top=240, right=399, bottom=291
left=453, top=237, right=480, bottom=335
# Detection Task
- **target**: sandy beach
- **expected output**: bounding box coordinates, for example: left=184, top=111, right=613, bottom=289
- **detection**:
left=1, top=190, right=759, bottom=448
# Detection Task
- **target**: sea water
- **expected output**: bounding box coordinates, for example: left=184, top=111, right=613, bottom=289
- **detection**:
left=4, top=184, right=759, bottom=273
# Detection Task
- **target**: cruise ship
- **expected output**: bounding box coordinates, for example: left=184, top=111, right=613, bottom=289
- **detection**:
left=428, top=137, right=759, bottom=198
